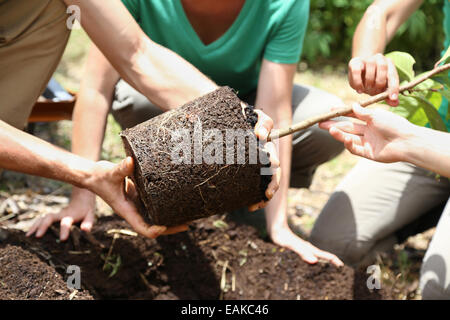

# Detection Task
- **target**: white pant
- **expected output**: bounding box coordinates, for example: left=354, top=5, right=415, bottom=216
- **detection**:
left=310, top=159, right=450, bottom=299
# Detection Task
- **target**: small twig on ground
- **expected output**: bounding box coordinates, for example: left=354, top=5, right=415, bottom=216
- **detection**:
left=0, top=213, right=17, bottom=223
left=103, top=233, right=119, bottom=271
left=81, top=230, right=106, bottom=249
left=139, top=273, right=159, bottom=293
left=106, top=229, right=138, bottom=237
left=219, top=260, right=229, bottom=300
left=70, top=226, right=81, bottom=251
left=69, top=289, right=78, bottom=300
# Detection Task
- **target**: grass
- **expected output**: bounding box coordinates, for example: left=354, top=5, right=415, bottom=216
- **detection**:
left=14, top=29, right=431, bottom=299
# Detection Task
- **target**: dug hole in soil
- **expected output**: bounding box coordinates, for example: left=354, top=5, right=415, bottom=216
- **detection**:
left=0, top=215, right=392, bottom=300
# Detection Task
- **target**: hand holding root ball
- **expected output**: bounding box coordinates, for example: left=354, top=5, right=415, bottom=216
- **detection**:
left=248, top=108, right=281, bottom=212
left=27, top=157, right=189, bottom=240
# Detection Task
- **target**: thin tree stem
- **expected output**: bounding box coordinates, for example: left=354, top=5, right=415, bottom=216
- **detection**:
left=268, top=63, right=450, bottom=141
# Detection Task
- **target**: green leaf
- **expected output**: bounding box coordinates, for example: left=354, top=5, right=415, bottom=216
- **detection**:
left=425, top=90, right=443, bottom=108
left=410, top=95, right=447, bottom=131
left=391, top=95, right=428, bottom=127
left=431, top=73, right=450, bottom=102
left=431, top=73, right=450, bottom=87
left=108, top=255, right=122, bottom=278
left=386, top=51, right=416, bottom=82
left=435, top=45, right=450, bottom=66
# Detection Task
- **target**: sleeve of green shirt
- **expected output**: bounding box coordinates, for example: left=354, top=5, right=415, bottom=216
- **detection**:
left=264, top=0, right=310, bottom=65
left=121, top=0, right=141, bottom=22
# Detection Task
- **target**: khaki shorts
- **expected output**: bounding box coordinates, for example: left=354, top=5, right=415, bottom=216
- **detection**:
left=0, top=0, right=70, bottom=129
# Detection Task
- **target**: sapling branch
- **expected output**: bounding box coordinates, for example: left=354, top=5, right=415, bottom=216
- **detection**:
left=268, top=63, right=450, bottom=141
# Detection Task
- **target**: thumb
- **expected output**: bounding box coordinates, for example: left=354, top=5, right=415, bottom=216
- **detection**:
left=124, top=177, right=139, bottom=203
left=352, top=103, right=372, bottom=122
left=116, top=157, right=134, bottom=178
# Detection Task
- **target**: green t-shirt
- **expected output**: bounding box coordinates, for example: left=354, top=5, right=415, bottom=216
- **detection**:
left=121, top=0, right=310, bottom=96
left=440, top=0, right=450, bottom=130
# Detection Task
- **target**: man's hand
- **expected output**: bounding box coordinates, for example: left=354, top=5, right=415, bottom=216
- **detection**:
left=319, top=103, right=414, bottom=163
left=28, top=157, right=188, bottom=240
left=248, top=109, right=281, bottom=212
left=270, top=224, right=343, bottom=267
left=348, top=54, right=399, bottom=106
left=27, top=188, right=96, bottom=240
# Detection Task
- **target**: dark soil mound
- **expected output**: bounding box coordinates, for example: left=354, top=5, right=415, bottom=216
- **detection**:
left=0, top=243, right=92, bottom=300
left=121, top=87, right=271, bottom=227
left=0, top=216, right=393, bottom=300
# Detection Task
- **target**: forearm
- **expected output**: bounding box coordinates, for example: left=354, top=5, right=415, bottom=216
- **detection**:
left=352, top=3, right=389, bottom=58
left=70, top=86, right=112, bottom=199
left=124, top=37, right=218, bottom=110
left=352, top=0, right=423, bottom=58
left=71, top=92, right=111, bottom=161
left=0, top=120, right=96, bottom=189
left=258, top=100, right=292, bottom=230
left=402, top=126, right=450, bottom=178
left=265, top=135, right=292, bottom=231
left=255, top=60, right=295, bottom=231
left=64, top=0, right=217, bottom=109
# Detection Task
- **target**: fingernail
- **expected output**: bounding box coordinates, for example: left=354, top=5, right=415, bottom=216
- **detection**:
left=154, top=226, right=167, bottom=235
left=258, top=127, right=268, bottom=139
left=391, top=93, right=398, bottom=100
left=308, top=257, right=318, bottom=264
left=81, top=222, right=92, bottom=231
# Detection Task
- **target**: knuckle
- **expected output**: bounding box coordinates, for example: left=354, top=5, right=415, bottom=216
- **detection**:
left=366, top=56, right=376, bottom=64
left=350, top=63, right=362, bottom=72
left=377, top=61, right=388, bottom=71
left=375, top=78, right=387, bottom=88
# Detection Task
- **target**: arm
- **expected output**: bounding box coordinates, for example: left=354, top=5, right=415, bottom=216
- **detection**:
left=64, top=0, right=218, bottom=109
left=320, top=104, right=450, bottom=178
left=255, top=59, right=342, bottom=266
left=403, top=128, right=450, bottom=178
left=349, top=0, right=423, bottom=105
left=0, top=120, right=173, bottom=238
left=28, top=45, right=120, bottom=240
